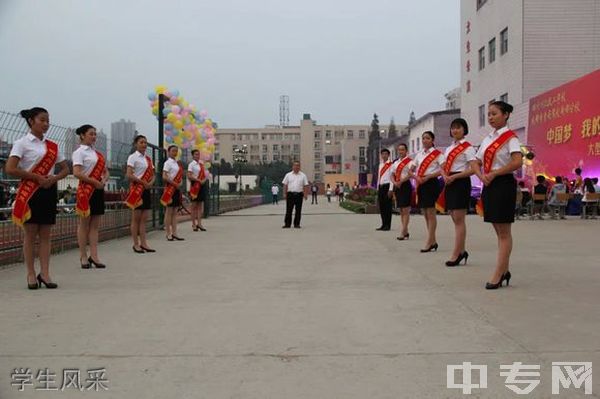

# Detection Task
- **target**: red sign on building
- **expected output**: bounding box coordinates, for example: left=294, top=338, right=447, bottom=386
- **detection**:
left=528, top=68, right=600, bottom=177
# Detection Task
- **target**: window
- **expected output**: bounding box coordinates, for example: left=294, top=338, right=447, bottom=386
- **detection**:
left=325, top=156, right=334, bottom=164
left=325, top=130, right=332, bottom=139
left=314, top=151, right=321, bottom=159
left=500, top=93, right=508, bottom=103
left=488, top=38, right=496, bottom=63
left=314, top=163, right=321, bottom=171
left=293, top=144, right=300, bottom=153
left=359, top=146, right=365, bottom=157
left=314, top=131, right=321, bottom=139
left=272, top=144, right=278, bottom=151
left=416, top=138, right=420, bottom=151
left=359, top=130, right=366, bottom=139
left=477, top=0, right=488, bottom=10
left=262, top=144, right=268, bottom=153
left=411, top=140, right=415, bottom=153
left=262, top=154, right=268, bottom=162
left=314, top=141, right=321, bottom=149
left=273, top=154, right=280, bottom=161
left=500, top=28, right=508, bottom=55
left=347, top=130, right=354, bottom=139
left=478, top=47, right=485, bottom=70
left=479, top=104, right=486, bottom=127
left=314, top=173, right=321, bottom=181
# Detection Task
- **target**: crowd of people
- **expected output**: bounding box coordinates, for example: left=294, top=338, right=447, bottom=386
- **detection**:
left=5, top=107, right=209, bottom=289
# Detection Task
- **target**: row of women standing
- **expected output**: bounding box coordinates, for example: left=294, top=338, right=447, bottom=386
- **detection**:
left=381, top=101, right=523, bottom=290
left=6, top=107, right=209, bottom=290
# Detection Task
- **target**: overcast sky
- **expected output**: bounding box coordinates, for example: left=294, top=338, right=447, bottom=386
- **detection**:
left=0, top=0, right=459, bottom=141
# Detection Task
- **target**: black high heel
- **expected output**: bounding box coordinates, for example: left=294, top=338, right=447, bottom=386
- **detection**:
left=420, top=243, right=438, bottom=253
left=37, top=274, right=58, bottom=289
left=81, top=258, right=91, bottom=269
left=446, top=251, right=469, bottom=267
left=140, top=246, right=156, bottom=253
left=172, top=235, right=185, bottom=241
left=27, top=276, right=39, bottom=290
left=198, top=227, right=207, bottom=232
left=396, top=233, right=410, bottom=241
left=88, top=257, right=106, bottom=269
left=133, top=246, right=145, bottom=254
left=503, top=271, right=511, bottom=286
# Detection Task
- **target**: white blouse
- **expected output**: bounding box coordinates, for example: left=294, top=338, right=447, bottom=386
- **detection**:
left=443, top=139, right=476, bottom=173
left=9, top=133, right=65, bottom=174
left=72, top=144, right=101, bottom=176
left=126, top=151, right=153, bottom=178
left=411, top=147, right=445, bottom=176
left=475, top=126, right=522, bottom=171
left=162, top=158, right=181, bottom=181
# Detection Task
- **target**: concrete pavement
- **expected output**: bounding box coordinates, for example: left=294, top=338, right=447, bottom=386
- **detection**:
left=1, top=197, right=598, bottom=398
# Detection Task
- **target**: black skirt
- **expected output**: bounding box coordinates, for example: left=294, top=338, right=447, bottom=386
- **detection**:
left=137, top=189, right=152, bottom=210
left=395, top=181, right=413, bottom=208
left=89, top=189, right=105, bottom=216
left=26, top=184, right=58, bottom=225
left=482, top=174, right=517, bottom=223
left=167, top=189, right=182, bottom=208
left=198, top=182, right=208, bottom=202
left=445, top=174, right=471, bottom=211
left=417, top=178, right=441, bottom=209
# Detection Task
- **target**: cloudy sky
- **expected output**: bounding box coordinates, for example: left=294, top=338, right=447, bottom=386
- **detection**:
left=0, top=0, right=459, bottom=141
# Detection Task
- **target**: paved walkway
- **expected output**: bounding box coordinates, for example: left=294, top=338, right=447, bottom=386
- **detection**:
left=0, top=197, right=598, bottom=398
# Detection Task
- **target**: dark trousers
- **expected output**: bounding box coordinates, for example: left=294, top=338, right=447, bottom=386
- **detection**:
left=284, top=192, right=304, bottom=227
left=378, top=183, right=392, bottom=228
left=311, top=192, right=318, bottom=204
left=272, top=194, right=278, bottom=204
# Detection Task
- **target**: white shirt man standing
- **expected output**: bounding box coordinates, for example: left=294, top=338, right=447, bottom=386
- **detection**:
left=282, top=161, right=309, bottom=228
left=271, top=183, right=280, bottom=205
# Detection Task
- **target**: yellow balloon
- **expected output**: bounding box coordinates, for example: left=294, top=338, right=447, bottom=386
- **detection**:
left=167, top=113, right=177, bottom=123
left=155, top=85, right=167, bottom=94
left=174, top=120, right=184, bottom=130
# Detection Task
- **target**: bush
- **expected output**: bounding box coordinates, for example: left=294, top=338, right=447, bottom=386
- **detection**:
left=348, top=187, right=377, bottom=204
left=340, top=200, right=365, bottom=214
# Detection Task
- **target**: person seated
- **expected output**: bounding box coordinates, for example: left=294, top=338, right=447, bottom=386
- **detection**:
left=533, top=175, right=547, bottom=219
left=582, top=177, right=598, bottom=219
left=548, top=176, right=567, bottom=219
left=517, top=181, right=530, bottom=217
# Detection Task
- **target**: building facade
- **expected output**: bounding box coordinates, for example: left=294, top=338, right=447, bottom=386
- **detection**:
left=461, top=0, right=600, bottom=143
left=110, top=119, right=136, bottom=167
left=215, top=114, right=403, bottom=182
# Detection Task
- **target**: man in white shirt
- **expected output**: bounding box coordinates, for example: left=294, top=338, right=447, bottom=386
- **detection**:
left=271, top=183, right=279, bottom=205
left=376, top=148, right=393, bottom=231
left=282, top=161, right=309, bottom=228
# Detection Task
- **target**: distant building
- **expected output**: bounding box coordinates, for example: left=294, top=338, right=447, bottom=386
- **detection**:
left=461, top=0, right=600, bottom=143
left=406, top=109, right=461, bottom=155
left=445, top=88, right=461, bottom=110
left=215, top=114, right=405, bottom=183
left=110, top=119, right=136, bottom=167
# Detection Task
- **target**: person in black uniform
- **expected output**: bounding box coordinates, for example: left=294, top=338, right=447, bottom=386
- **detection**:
left=472, top=101, right=523, bottom=289
left=376, top=149, right=393, bottom=231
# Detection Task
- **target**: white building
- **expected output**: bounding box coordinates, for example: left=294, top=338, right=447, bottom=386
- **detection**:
left=461, top=0, right=600, bottom=143
left=406, top=110, right=460, bottom=156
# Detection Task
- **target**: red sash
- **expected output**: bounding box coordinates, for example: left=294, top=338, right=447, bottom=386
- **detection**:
left=436, top=142, right=472, bottom=212
left=160, top=161, right=184, bottom=206
left=417, top=149, right=441, bottom=177
left=125, top=156, right=154, bottom=209
left=12, top=140, right=59, bottom=226
left=189, top=162, right=205, bottom=200
left=393, top=157, right=412, bottom=182
left=476, top=130, right=517, bottom=216
left=75, top=151, right=105, bottom=217
left=379, top=161, right=392, bottom=179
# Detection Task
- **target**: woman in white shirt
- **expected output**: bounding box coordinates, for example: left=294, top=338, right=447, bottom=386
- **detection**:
left=72, top=124, right=109, bottom=269
left=389, top=143, right=413, bottom=240
left=187, top=149, right=208, bottom=231
left=126, top=135, right=156, bottom=253
left=441, top=118, right=476, bottom=267
left=409, top=131, right=445, bottom=253
left=162, top=145, right=184, bottom=241
left=472, top=101, right=523, bottom=290
left=5, top=107, right=69, bottom=289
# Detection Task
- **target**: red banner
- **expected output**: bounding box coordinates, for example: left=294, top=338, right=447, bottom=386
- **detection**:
left=528, top=68, right=600, bottom=178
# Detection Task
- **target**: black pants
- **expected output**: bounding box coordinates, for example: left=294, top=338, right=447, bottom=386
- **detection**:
left=285, top=192, right=304, bottom=227
left=378, top=183, right=392, bottom=228
left=311, top=192, right=318, bottom=204
left=272, top=194, right=278, bottom=204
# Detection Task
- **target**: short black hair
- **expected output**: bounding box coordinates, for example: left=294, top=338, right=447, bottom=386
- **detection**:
left=575, top=168, right=582, bottom=175
left=191, top=149, right=199, bottom=156
left=594, top=177, right=599, bottom=184
left=167, top=145, right=178, bottom=152
left=490, top=100, right=514, bottom=114
left=450, top=118, right=469, bottom=136
left=133, top=134, right=146, bottom=144
left=20, top=107, right=48, bottom=127
left=380, top=148, right=390, bottom=155
left=76, top=124, right=95, bottom=137
left=536, top=175, right=546, bottom=183
left=397, top=143, right=408, bottom=151
left=555, top=176, right=563, bottom=184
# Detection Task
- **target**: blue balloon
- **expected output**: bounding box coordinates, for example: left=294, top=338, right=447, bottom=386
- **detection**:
left=164, top=123, right=173, bottom=130
left=171, top=89, right=179, bottom=97
left=165, top=135, right=174, bottom=144
left=148, top=92, right=157, bottom=101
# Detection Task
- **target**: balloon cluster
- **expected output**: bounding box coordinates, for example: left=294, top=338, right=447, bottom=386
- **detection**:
left=148, top=85, right=216, bottom=167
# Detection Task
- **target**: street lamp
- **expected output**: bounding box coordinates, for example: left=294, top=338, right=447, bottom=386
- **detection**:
left=233, top=144, right=248, bottom=198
